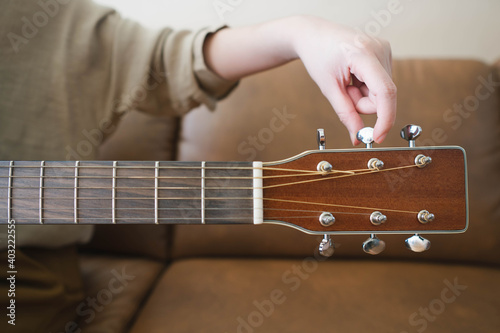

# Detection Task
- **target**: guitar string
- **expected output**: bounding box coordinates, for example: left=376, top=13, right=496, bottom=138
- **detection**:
left=2, top=196, right=418, bottom=214
left=7, top=216, right=360, bottom=221
left=0, top=165, right=418, bottom=191
left=0, top=165, right=339, bottom=174
left=0, top=170, right=345, bottom=182
left=4, top=207, right=370, bottom=215
left=263, top=165, right=417, bottom=189
left=0, top=169, right=358, bottom=180
left=0, top=164, right=422, bottom=215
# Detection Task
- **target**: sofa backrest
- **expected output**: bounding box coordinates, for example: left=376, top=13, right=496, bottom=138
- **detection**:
left=174, top=59, right=500, bottom=265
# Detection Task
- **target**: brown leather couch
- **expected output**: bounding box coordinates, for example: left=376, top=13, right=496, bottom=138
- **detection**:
left=78, top=58, right=500, bottom=332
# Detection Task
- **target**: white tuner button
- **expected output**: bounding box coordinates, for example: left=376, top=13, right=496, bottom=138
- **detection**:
left=405, top=234, right=431, bottom=252
left=356, top=127, right=374, bottom=148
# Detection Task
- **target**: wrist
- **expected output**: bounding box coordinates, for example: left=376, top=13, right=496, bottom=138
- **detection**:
left=259, top=15, right=311, bottom=63
left=283, top=15, right=323, bottom=59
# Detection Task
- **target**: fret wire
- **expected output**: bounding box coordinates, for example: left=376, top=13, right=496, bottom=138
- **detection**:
left=7, top=161, right=13, bottom=221
left=154, top=161, right=159, bottom=225
left=112, top=161, right=117, bottom=224
left=201, top=161, right=205, bottom=225
left=74, top=161, right=79, bottom=224
left=39, top=161, right=45, bottom=224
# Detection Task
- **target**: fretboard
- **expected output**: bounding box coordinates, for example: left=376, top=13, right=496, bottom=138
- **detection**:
left=0, top=161, right=262, bottom=225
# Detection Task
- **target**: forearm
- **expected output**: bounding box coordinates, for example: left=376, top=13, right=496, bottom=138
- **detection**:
left=203, top=17, right=301, bottom=81
left=203, top=15, right=396, bottom=145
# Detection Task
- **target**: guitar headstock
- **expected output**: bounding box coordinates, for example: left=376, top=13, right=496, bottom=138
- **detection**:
left=262, top=125, right=468, bottom=257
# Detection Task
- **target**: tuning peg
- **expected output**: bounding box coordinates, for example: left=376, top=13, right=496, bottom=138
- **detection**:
left=317, top=129, right=326, bottom=150
left=362, top=234, right=386, bottom=255
left=400, top=124, right=422, bottom=147
left=356, top=127, right=374, bottom=148
left=319, top=234, right=335, bottom=257
left=405, top=234, right=431, bottom=252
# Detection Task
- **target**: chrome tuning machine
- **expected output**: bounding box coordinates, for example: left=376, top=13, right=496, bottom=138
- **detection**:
left=316, top=129, right=335, bottom=257
left=400, top=124, right=422, bottom=147
left=405, top=234, right=431, bottom=252
left=317, top=128, right=326, bottom=150
left=355, top=129, right=388, bottom=254
left=356, top=127, right=374, bottom=148
left=362, top=234, right=386, bottom=255
left=319, top=234, right=335, bottom=257
left=363, top=211, right=387, bottom=255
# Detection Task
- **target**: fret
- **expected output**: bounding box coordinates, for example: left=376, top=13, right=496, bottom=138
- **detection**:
left=157, top=161, right=200, bottom=223
left=155, top=161, right=159, bottom=225
left=201, top=161, right=206, bottom=224
left=114, top=161, right=154, bottom=223
left=74, top=161, right=79, bottom=224
left=112, top=161, right=117, bottom=224
left=8, top=161, right=13, bottom=222
left=77, top=161, right=113, bottom=223
left=39, top=161, right=45, bottom=224
left=253, top=161, right=264, bottom=224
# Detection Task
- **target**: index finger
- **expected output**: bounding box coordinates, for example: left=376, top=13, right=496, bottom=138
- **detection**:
left=350, top=56, right=397, bottom=143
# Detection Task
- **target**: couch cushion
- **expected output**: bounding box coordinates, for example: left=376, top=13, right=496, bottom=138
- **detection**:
left=175, top=59, right=500, bottom=265
left=129, top=258, right=500, bottom=333
left=78, top=254, right=163, bottom=332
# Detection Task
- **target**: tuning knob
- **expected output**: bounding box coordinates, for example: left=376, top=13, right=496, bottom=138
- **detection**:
left=319, top=234, right=335, bottom=257
left=317, top=128, right=326, bottom=150
left=362, top=234, right=386, bottom=255
left=400, top=124, right=422, bottom=147
left=405, top=234, right=431, bottom=252
left=356, top=127, right=374, bottom=148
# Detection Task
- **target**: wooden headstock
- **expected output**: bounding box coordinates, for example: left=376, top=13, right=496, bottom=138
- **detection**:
left=262, top=147, right=467, bottom=234
left=261, top=126, right=467, bottom=255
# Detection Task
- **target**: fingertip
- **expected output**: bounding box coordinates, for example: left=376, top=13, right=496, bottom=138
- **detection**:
left=374, top=132, right=387, bottom=144
left=351, top=134, right=360, bottom=146
left=373, top=116, right=394, bottom=143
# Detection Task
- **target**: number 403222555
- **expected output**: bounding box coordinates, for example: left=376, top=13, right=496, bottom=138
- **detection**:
left=7, top=219, right=15, bottom=270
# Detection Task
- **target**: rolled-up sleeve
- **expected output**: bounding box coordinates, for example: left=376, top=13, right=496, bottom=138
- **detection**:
left=192, top=26, right=239, bottom=109
left=102, top=12, right=238, bottom=117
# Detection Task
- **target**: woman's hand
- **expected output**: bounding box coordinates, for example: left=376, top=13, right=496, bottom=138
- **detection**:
left=204, top=15, right=397, bottom=144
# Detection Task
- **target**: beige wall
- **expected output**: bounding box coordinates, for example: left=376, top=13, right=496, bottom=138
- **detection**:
left=95, top=0, right=500, bottom=63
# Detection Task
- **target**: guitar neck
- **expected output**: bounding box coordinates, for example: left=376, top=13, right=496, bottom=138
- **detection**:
left=0, top=146, right=468, bottom=235
left=0, top=161, right=263, bottom=225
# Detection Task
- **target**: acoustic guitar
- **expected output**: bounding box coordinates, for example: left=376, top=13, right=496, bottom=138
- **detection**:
left=0, top=125, right=468, bottom=257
